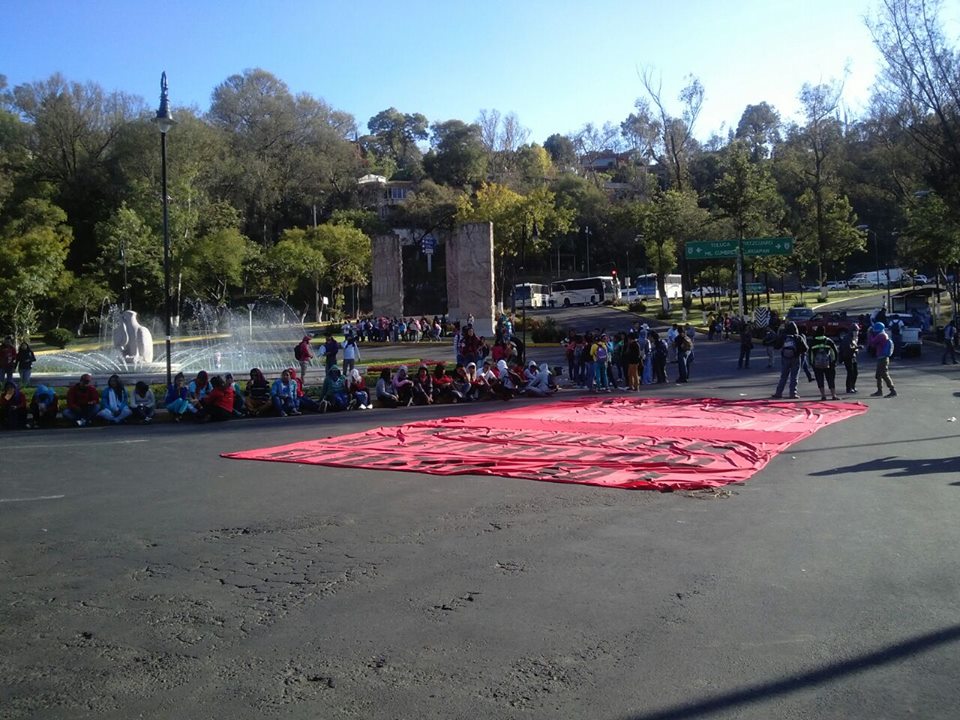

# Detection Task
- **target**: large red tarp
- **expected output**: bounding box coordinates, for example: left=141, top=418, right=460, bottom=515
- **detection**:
left=222, top=397, right=867, bottom=491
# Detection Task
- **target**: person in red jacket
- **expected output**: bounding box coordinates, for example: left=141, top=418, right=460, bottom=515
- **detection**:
left=197, top=375, right=235, bottom=422
left=63, top=373, right=100, bottom=427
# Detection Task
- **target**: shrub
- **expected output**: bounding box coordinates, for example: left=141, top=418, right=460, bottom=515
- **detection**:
left=43, top=327, right=75, bottom=349
left=628, top=301, right=647, bottom=313
left=529, top=317, right=565, bottom=343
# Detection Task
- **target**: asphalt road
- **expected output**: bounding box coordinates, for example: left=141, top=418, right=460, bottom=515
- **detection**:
left=2, top=303, right=959, bottom=719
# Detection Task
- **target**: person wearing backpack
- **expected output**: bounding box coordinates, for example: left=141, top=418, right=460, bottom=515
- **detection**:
left=771, top=321, right=808, bottom=399
left=592, top=334, right=611, bottom=391
left=807, top=325, right=839, bottom=400
left=294, top=335, right=314, bottom=381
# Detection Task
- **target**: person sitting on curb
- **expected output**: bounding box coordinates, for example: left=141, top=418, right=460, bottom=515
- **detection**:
left=375, top=368, right=400, bottom=408
left=244, top=368, right=272, bottom=417
left=197, top=375, right=236, bottom=422
left=287, top=367, right=319, bottom=413
left=97, top=374, right=133, bottom=425
left=346, top=368, right=371, bottom=410
left=223, top=373, right=247, bottom=416
left=0, top=381, right=27, bottom=430
left=411, top=365, right=434, bottom=405
left=164, top=372, right=198, bottom=422
left=132, top=381, right=156, bottom=424
left=392, top=365, right=414, bottom=406
left=29, top=384, right=59, bottom=429
left=64, top=373, right=100, bottom=427
left=319, top=366, right=349, bottom=412
left=271, top=368, right=301, bottom=416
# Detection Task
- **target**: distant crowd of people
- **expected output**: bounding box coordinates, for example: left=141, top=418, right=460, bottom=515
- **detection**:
left=3, top=309, right=956, bottom=430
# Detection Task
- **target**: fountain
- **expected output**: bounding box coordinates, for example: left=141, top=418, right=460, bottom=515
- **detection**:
left=34, top=299, right=312, bottom=378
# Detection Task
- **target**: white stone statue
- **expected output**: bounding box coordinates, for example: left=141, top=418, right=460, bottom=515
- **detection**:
left=113, top=310, right=154, bottom=365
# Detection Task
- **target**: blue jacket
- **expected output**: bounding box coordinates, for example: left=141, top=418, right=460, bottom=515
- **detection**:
left=100, top=385, right=130, bottom=412
left=271, top=378, right=297, bottom=400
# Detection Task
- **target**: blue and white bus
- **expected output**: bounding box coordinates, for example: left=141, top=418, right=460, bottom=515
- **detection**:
left=512, top=283, right=550, bottom=308
left=550, top=276, right=621, bottom=307
left=636, top=273, right=682, bottom=300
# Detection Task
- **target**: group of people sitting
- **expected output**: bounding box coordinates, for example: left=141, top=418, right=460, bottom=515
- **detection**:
left=0, top=356, right=559, bottom=430
left=374, top=359, right=557, bottom=407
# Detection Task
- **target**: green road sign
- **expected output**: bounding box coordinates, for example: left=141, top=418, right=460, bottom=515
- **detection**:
left=742, top=237, right=794, bottom=256
left=686, top=237, right=794, bottom=259
left=685, top=240, right=739, bottom=259
left=744, top=282, right=765, bottom=293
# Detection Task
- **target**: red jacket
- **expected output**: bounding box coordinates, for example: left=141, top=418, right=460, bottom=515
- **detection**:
left=66, top=383, right=99, bottom=411
left=203, top=386, right=235, bottom=413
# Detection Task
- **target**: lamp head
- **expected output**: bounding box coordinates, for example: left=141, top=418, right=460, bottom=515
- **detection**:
left=153, top=71, right=176, bottom=134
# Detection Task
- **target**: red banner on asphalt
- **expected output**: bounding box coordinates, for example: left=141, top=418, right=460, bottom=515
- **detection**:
left=223, top=398, right=867, bottom=491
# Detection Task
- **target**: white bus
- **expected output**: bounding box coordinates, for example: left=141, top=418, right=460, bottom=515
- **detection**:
left=512, top=283, right=550, bottom=308
left=550, top=276, right=621, bottom=307
left=635, top=273, right=682, bottom=300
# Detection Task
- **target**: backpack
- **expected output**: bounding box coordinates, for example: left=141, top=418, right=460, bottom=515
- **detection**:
left=812, top=346, right=831, bottom=369
left=294, top=343, right=305, bottom=361
left=781, top=336, right=798, bottom=359
left=595, top=344, right=609, bottom=363
left=679, top=334, right=692, bottom=352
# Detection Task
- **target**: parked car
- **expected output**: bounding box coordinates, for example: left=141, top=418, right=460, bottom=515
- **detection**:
left=797, top=310, right=859, bottom=338
left=911, top=274, right=929, bottom=285
left=785, top=307, right=816, bottom=324
left=825, top=280, right=849, bottom=290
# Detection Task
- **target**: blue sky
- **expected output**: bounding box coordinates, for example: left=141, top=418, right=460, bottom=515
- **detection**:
left=1, top=0, right=935, bottom=143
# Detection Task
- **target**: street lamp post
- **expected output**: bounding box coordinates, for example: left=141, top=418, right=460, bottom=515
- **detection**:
left=583, top=225, right=591, bottom=276
left=154, top=72, right=176, bottom=387
left=857, top=224, right=882, bottom=295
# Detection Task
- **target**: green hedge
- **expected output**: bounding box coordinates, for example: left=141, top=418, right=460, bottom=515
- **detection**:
left=43, top=327, right=75, bottom=348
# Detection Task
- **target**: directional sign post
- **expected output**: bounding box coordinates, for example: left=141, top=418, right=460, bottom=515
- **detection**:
left=685, top=240, right=739, bottom=260
left=742, top=237, right=794, bottom=257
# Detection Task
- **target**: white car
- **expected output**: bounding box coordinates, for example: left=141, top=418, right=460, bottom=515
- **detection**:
left=911, top=274, right=929, bottom=285
left=825, top=280, right=848, bottom=290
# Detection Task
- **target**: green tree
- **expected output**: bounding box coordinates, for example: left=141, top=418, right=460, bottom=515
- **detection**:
left=0, top=198, right=72, bottom=338
left=93, top=203, right=164, bottom=309
left=365, top=107, right=428, bottom=178
left=182, top=227, right=257, bottom=306
left=423, top=120, right=488, bottom=187
left=639, top=189, right=709, bottom=312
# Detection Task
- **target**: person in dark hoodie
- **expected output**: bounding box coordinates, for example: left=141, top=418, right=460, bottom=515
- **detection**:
left=0, top=381, right=27, bottom=429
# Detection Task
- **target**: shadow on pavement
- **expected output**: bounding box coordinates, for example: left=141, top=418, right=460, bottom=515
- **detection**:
left=808, top=455, right=960, bottom=477
left=622, top=624, right=960, bottom=720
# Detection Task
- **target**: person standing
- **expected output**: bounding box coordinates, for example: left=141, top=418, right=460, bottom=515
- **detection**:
left=651, top=332, right=668, bottom=383
left=675, top=330, right=693, bottom=384
left=737, top=324, right=754, bottom=369
left=294, top=335, right=314, bottom=380
left=0, top=336, right=16, bottom=385
left=771, top=321, right=807, bottom=399
left=624, top=333, right=641, bottom=391
left=807, top=325, right=839, bottom=400
left=839, top=324, right=860, bottom=393
left=321, top=334, right=339, bottom=374
left=868, top=322, right=897, bottom=397
left=341, top=334, right=361, bottom=375
left=942, top=319, right=958, bottom=365
left=16, top=341, right=36, bottom=388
